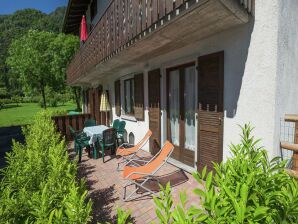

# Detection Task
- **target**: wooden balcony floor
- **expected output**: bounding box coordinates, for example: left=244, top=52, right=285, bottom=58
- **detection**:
left=68, top=142, right=202, bottom=223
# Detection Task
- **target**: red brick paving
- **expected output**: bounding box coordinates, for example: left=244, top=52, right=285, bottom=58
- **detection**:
left=71, top=143, right=202, bottom=223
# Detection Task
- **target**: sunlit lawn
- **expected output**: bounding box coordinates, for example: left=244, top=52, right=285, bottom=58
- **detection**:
left=0, top=102, right=76, bottom=127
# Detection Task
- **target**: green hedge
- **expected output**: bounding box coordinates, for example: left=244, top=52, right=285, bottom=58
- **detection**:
left=0, top=99, right=13, bottom=109
left=0, top=111, right=92, bottom=223
left=0, top=97, right=22, bottom=109
left=152, top=125, right=298, bottom=223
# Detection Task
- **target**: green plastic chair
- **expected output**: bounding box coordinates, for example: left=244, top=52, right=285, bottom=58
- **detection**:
left=69, top=126, right=90, bottom=162
left=112, top=119, right=120, bottom=129
left=116, top=121, right=126, bottom=146
left=84, top=119, right=96, bottom=127
left=95, top=128, right=117, bottom=162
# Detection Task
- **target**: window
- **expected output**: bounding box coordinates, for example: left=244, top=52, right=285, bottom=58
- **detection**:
left=90, top=0, right=97, bottom=21
left=124, top=78, right=135, bottom=115
left=114, top=73, right=144, bottom=121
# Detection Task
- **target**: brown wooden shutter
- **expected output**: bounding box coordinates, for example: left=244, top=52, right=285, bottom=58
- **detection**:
left=115, top=80, right=121, bottom=117
left=148, top=69, right=161, bottom=155
left=134, top=73, right=144, bottom=121
left=197, top=51, right=224, bottom=172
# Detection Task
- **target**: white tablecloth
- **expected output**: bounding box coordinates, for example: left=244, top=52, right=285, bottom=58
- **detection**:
left=83, top=125, right=109, bottom=145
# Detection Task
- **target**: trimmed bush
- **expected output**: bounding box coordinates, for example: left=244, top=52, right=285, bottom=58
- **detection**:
left=50, top=109, right=68, bottom=116
left=0, top=98, right=14, bottom=110
left=11, top=95, right=22, bottom=106
left=48, top=94, right=59, bottom=107
left=152, top=124, right=298, bottom=223
left=0, top=87, right=10, bottom=99
left=22, top=96, right=40, bottom=103
left=0, top=111, right=92, bottom=223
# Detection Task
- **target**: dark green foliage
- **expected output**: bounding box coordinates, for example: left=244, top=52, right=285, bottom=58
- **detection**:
left=72, top=87, right=82, bottom=111
left=35, top=7, right=66, bottom=33
left=0, top=111, right=92, bottom=223
left=0, top=100, right=4, bottom=109
left=153, top=124, right=298, bottom=223
left=0, top=7, right=66, bottom=94
left=0, top=7, right=82, bottom=111
left=0, top=98, right=14, bottom=109
left=0, top=87, right=9, bottom=98
left=10, top=95, right=22, bottom=106
left=37, top=86, right=75, bottom=108
left=6, top=30, right=79, bottom=109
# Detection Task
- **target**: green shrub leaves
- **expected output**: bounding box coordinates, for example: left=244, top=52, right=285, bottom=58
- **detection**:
left=0, top=111, right=92, bottom=223
left=153, top=124, right=298, bottom=223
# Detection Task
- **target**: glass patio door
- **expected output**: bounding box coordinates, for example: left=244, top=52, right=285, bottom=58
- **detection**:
left=184, top=66, right=196, bottom=152
left=169, top=70, right=180, bottom=147
left=167, top=63, right=196, bottom=167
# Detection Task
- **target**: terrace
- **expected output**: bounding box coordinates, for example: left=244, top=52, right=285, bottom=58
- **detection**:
left=70, top=142, right=201, bottom=223
left=49, top=109, right=298, bottom=223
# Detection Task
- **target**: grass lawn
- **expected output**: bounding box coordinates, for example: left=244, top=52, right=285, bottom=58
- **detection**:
left=0, top=102, right=77, bottom=127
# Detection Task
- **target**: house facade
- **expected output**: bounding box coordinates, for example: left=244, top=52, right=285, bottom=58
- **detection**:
left=63, top=0, right=298, bottom=172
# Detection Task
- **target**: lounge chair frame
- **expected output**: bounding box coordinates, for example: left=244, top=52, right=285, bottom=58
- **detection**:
left=117, top=131, right=152, bottom=171
left=122, top=142, right=174, bottom=201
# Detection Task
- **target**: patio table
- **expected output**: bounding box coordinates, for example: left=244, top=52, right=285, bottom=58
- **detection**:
left=83, top=125, right=109, bottom=159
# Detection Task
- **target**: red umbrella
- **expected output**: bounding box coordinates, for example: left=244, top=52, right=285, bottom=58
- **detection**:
left=80, top=15, right=88, bottom=42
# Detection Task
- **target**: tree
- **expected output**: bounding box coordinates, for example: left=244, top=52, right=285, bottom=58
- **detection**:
left=72, top=87, right=82, bottom=111
left=0, top=8, right=66, bottom=95
left=0, top=9, right=45, bottom=89
left=48, top=33, right=81, bottom=110
left=6, top=30, right=79, bottom=108
left=48, top=33, right=80, bottom=91
left=35, top=7, right=66, bottom=33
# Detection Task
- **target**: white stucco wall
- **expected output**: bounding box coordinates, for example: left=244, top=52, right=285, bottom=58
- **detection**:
left=87, top=0, right=298, bottom=168
left=95, top=72, right=151, bottom=152
left=273, top=0, right=298, bottom=156
left=145, top=0, right=280, bottom=160
left=221, top=0, right=279, bottom=159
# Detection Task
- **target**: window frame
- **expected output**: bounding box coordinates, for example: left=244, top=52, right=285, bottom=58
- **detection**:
left=124, top=78, right=135, bottom=115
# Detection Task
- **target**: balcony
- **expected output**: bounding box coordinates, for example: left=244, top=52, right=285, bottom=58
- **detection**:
left=66, top=0, right=252, bottom=86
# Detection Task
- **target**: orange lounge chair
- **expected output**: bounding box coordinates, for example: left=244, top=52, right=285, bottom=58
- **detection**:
left=116, top=130, right=152, bottom=171
left=122, top=140, right=174, bottom=201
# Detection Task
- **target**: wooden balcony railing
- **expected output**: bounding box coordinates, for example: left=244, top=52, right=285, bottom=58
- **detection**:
left=52, top=113, right=92, bottom=140
left=52, top=111, right=111, bottom=140
left=67, top=0, right=252, bottom=84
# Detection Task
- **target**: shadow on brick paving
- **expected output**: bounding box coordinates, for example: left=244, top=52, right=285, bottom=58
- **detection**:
left=78, top=160, right=136, bottom=224
left=73, top=146, right=191, bottom=224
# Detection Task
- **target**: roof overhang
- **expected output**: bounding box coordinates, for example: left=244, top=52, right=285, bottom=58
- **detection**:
left=63, top=0, right=91, bottom=35
left=68, top=0, right=250, bottom=86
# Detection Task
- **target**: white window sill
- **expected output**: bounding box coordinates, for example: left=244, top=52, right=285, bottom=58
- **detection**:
left=120, top=114, right=137, bottom=122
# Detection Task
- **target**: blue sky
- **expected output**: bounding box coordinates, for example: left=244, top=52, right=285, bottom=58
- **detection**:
left=0, top=0, right=68, bottom=15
